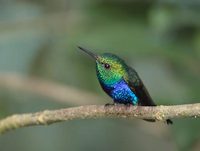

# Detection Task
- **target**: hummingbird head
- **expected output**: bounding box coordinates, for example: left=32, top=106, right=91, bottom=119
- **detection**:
left=78, top=46, right=127, bottom=85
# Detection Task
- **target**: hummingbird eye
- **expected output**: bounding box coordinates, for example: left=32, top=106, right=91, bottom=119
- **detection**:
left=104, top=63, right=110, bottom=69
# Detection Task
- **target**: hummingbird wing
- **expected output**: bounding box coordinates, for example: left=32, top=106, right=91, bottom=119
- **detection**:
left=124, top=66, right=174, bottom=124
left=124, top=66, right=156, bottom=106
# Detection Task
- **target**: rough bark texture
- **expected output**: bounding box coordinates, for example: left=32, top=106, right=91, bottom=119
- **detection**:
left=1, top=103, right=200, bottom=134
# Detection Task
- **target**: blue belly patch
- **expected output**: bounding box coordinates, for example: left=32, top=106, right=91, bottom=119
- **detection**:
left=110, top=80, right=138, bottom=105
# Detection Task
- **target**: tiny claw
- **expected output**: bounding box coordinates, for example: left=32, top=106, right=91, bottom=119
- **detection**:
left=124, top=103, right=132, bottom=109
left=104, top=102, right=119, bottom=107
left=104, top=103, right=114, bottom=107
left=125, top=103, right=132, bottom=107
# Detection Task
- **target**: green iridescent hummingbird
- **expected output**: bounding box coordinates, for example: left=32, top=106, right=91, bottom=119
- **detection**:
left=78, top=46, right=173, bottom=124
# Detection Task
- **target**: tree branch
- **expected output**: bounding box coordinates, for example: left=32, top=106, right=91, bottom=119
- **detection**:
left=0, top=103, right=200, bottom=134
left=0, top=73, right=103, bottom=105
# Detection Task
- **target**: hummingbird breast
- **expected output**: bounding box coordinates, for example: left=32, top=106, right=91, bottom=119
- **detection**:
left=99, top=78, right=138, bottom=105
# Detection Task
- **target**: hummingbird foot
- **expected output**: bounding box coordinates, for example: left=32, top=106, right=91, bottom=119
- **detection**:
left=124, top=103, right=133, bottom=110
left=104, top=102, right=118, bottom=107
left=125, top=103, right=133, bottom=107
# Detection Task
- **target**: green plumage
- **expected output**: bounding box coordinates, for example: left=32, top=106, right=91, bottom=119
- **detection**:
left=79, top=46, right=173, bottom=124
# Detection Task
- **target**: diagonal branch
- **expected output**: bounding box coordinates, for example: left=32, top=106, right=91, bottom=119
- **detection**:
left=0, top=73, right=103, bottom=105
left=0, top=103, right=200, bottom=134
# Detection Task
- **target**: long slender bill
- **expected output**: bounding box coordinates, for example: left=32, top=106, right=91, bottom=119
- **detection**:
left=78, top=46, right=98, bottom=60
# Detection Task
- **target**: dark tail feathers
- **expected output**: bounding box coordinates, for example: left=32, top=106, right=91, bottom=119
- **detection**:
left=144, top=119, right=173, bottom=125
left=166, top=119, right=173, bottom=125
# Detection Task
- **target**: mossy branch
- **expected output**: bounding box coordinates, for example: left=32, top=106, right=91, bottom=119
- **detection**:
left=1, top=103, right=200, bottom=134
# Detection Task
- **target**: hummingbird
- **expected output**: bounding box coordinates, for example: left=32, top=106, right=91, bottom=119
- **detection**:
left=78, top=46, right=173, bottom=125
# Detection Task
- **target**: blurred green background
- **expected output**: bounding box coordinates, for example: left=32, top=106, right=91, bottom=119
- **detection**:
left=0, top=0, right=200, bottom=151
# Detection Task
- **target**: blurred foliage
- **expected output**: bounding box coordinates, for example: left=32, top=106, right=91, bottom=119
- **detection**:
left=0, top=0, right=200, bottom=151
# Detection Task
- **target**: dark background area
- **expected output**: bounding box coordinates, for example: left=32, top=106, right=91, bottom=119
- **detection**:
left=0, top=0, right=200, bottom=151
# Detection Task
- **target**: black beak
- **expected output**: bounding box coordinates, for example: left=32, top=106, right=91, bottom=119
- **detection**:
left=78, top=46, right=98, bottom=60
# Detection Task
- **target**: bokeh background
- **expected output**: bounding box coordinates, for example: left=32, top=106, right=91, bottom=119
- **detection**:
left=0, top=0, right=200, bottom=151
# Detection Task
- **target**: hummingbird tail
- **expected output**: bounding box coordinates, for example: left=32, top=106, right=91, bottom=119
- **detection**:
left=143, top=119, right=156, bottom=122
left=143, top=119, right=173, bottom=125
left=166, top=119, right=173, bottom=125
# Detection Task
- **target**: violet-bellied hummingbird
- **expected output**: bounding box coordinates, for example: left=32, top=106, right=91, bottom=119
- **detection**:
left=78, top=46, right=173, bottom=124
